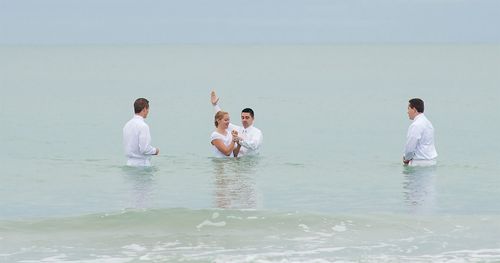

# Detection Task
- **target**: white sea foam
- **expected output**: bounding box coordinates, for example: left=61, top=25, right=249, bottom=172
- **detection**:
left=151, top=241, right=181, bottom=251
left=20, top=254, right=67, bottom=262
left=197, top=219, right=227, bottom=229
left=212, top=212, right=220, bottom=219
left=315, top=232, right=334, bottom=237
left=122, top=244, right=147, bottom=252
left=332, top=224, right=347, bottom=232
left=226, top=215, right=244, bottom=220
left=299, top=224, right=310, bottom=232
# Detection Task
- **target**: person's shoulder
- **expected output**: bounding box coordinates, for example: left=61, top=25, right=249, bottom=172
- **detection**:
left=409, top=117, right=426, bottom=131
left=132, top=119, right=150, bottom=132
left=124, top=117, right=138, bottom=127
left=415, top=114, right=431, bottom=125
left=124, top=117, right=133, bottom=126
left=252, top=126, right=263, bottom=134
left=211, top=131, right=224, bottom=140
left=422, top=115, right=435, bottom=128
left=137, top=119, right=149, bottom=127
left=421, top=114, right=433, bottom=122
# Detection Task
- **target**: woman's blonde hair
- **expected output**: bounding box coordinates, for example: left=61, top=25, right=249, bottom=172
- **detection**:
left=214, top=111, right=228, bottom=127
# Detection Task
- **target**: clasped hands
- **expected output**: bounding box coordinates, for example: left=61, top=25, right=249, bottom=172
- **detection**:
left=231, top=130, right=240, bottom=144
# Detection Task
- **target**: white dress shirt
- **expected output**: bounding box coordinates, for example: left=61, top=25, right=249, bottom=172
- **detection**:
left=123, top=115, right=157, bottom=166
left=210, top=131, right=234, bottom=158
left=229, top=123, right=263, bottom=157
left=214, top=104, right=263, bottom=157
left=404, top=113, right=438, bottom=165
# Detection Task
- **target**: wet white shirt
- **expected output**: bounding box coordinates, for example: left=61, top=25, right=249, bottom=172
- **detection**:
left=123, top=115, right=157, bottom=166
left=214, top=104, right=263, bottom=157
left=210, top=131, right=234, bottom=158
left=228, top=123, right=262, bottom=157
left=404, top=113, right=438, bottom=162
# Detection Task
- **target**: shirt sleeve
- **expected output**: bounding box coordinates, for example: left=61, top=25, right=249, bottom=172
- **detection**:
left=239, top=129, right=263, bottom=151
left=138, top=125, right=157, bottom=155
left=214, top=104, right=222, bottom=114
left=211, top=132, right=224, bottom=142
left=404, top=124, right=422, bottom=161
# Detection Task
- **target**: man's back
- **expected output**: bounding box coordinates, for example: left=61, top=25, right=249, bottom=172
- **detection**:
left=123, top=115, right=156, bottom=166
left=407, top=114, right=437, bottom=161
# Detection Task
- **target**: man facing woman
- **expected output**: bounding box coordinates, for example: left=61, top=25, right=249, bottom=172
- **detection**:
left=210, top=91, right=263, bottom=158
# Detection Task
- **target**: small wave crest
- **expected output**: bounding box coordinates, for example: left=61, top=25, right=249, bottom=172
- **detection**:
left=2, top=210, right=500, bottom=262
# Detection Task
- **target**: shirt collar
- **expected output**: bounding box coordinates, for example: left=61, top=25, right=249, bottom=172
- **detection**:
left=243, top=125, right=254, bottom=131
left=413, top=113, right=424, bottom=121
left=134, top=114, right=145, bottom=120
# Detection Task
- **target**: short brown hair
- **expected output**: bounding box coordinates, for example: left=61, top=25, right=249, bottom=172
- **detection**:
left=134, top=98, right=149, bottom=113
left=409, top=98, right=424, bottom=113
left=214, top=111, right=228, bottom=127
left=242, top=108, right=254, bottom=118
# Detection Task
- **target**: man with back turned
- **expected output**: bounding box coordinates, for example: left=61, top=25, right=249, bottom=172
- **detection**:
left=403, top=98, right=438, bottom=166
left=123, top=98, right=159, bottom=166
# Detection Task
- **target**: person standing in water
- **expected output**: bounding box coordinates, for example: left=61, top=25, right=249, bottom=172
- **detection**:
left=403, top=98, right=437, bottom=166
left=211, top=90, right=263, bottom=157
left=211, top=110, right=240, bottom=157
left=123, top=98, right=159, bottom=166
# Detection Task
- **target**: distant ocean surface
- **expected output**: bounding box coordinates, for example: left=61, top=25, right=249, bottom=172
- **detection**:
left=1, top=45, right=500, bottom=262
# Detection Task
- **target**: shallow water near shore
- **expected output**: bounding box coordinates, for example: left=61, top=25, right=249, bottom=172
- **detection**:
left=1, top=44, right=500, bottom=262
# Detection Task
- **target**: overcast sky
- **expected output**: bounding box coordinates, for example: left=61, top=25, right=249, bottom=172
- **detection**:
left=1, top=0, right=499, bottom=45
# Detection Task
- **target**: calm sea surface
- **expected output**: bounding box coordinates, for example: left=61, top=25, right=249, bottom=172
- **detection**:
left=1, top=45, right=500, bottom=262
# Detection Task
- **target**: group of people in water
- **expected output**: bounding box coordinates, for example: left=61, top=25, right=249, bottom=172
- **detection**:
left=209, top=91, right=263, bottom=158
left=122, top=92, right=437, bottom=167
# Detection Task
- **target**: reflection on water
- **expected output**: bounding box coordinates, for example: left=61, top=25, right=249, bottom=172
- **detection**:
left=121, top=166, right=157, bottom=209
left=212, top=157, right=260, bottom=209
left=402, top=165, right=437, bottom=214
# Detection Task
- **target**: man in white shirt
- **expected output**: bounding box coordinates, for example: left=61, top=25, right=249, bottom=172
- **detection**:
left=123, top=98, right=159, bottom=166
left=211, top=91, right=263, bottom=157
left=403, top=98, right=438, bottom=166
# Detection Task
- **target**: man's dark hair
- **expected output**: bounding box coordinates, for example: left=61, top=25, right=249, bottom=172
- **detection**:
left=409, top=98, right=424, bottom=113
left=134, top=98, right=149, bottom=113
left=241, top=108, right=254, bottom=118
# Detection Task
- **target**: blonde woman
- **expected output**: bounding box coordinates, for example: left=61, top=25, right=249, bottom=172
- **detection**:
left=211, top=111, right=241, bottom=157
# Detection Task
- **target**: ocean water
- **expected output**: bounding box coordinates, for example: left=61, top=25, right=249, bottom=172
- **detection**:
left=1, top=45, right=500, bottom=262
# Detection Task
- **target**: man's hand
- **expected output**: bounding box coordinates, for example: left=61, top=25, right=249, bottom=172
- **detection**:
left=154, top=148, right=160, bottom=155
left=211, top=90, right=219, bottom=106
left=403, top=157, right=410, bottom=165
